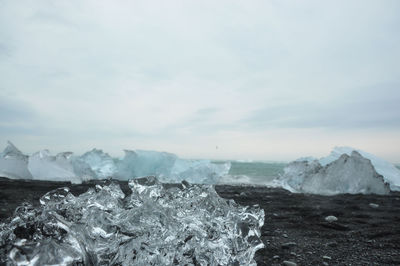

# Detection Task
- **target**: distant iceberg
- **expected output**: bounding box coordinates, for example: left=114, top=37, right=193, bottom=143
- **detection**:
left=79, top=148, right=116, bottom=179
left=28, top=150, right=85, bottom=184
left=279, top=147, right=400, bottom=195
left=319, top=147, right=400, bottom=191
left=0, top=142, right=230, bottom=184
left=0, top=141, right=33, bottom=180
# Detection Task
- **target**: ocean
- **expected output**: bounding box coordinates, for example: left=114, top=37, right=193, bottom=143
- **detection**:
left=219, top=161, right=287, bottom=185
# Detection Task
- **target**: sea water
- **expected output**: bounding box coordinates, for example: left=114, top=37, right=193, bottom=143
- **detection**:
left=218, top=161, right=287, bottom=186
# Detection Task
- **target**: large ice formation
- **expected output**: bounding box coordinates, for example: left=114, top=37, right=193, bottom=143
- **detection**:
left=0, top=177, right=264, bottom=265
left=0, top=142, right=231, bottom=184
left=115, top=150, right=178, bottom=179
left=280, top=150, right=391, bottom=195
left=319, top=147, right=400, bottom=191
left=79, top=149, right=117, bottom=179
left=169, top=159, right=231, bottom=184
left=0, top=141, right=32, bottom=180
left=115, top=150, right=230, bottom=184
left=28, top=150, right=84, bottom=184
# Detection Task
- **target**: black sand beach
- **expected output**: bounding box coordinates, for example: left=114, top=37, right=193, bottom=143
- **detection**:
left=1, top=177, right=400, bottom=265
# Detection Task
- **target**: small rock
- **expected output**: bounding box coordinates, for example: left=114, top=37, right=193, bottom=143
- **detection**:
left=273, top=255, right=280, bottom=259
left=325, top=215, right=338, bottom=222
left=281, top=242, right=297, bottom=249
left=323, top=255, right=332, bottom=260
left=273, top=213, right=279, bottom=217
left=327, top=241, right=337, bottom=247
left=369, top=203, right=379, bottom=208
left=283, top=261, right=297, bottom=266
left=290, top=252, right=297, bottom=256
left=283, top=233, right=288, bottom=238
left=239, top=192, right=246, bottom=196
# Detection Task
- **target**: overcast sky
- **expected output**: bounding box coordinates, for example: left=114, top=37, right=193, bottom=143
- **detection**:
left=1, top=0, right=399, bottom=162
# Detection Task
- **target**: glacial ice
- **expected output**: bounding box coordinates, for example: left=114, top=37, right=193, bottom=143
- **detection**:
left=115, top=150, right=177, bottom=179
left=0, top=141, right=32, bottom=180
left=115, top=150, right=231, bottom=184
left=0, top=176, right=264, bottom=265
left=28, top=150, right=84, bottom=184
left=79, top=149, right=117, bottom=179
left=0, top=142, right=230, bottom=184
left=168, top=159, right=231, bottom=184
left=280, top=151, right=390, bottom=195
left=319, top=147, right=400, bottom=191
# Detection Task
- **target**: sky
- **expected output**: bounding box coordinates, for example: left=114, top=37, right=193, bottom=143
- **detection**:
left=0, top=0, right=399, bottom=162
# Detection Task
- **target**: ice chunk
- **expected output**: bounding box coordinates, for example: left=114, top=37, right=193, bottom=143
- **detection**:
left=168, top=159, right=231, bottom=184
left=319, top=147, right=400, bottom=191
left=0, top=141, right=32, bottom=179
left=0, top=177, right=265, bottom=265
left=321, top=147, right=400, bottom=189
left=28, top=150, right=83, bottom=184
left=116, top=149, right=230, bottom=184
left=116, top=149, right=177, bottom=179
left=79, top=149, right=117, bottom=178
left=280, top=151, right=390, bottom=195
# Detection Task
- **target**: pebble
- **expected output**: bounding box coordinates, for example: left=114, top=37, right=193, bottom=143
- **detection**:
left=323, top=255, right=332, bottom=260
left=325, top=215, right=338, bottom=222
left=283, top=233, right=288, bottom=238
left=283, top=261, right=297, bottom=266
left=273, top=255, right=280, bottom=259
left=369, top=203, right=379, bottom=208
left=281, top=242, right=297, bottom=249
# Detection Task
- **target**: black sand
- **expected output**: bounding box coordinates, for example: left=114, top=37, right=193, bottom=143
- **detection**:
left=1, top=177, right=400, bottom=265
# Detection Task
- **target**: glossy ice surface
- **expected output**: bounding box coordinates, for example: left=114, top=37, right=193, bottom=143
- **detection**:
left=0, top=176, right=264, bottom=265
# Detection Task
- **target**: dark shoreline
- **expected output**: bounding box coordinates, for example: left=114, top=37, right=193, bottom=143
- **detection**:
left=1, top=177, right=400, bottom=265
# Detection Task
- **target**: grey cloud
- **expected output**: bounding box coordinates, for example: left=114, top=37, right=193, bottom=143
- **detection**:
left=244, top=83, right=400, bottom=129
left=0, top=97, right=37, bottom=123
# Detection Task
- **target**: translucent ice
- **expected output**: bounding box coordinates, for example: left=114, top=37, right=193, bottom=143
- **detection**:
left=116, top=149, right=230, bottom=184
left=0, top=177, right=264, bottom=265
left=0, top=141, right=32, bottom=180
left=168, top=159, right=231, bottom=184
left=28, top=150, right=83, bottom=184
left=79, top=149, right=117, bottom=179
left=280, top=151, right=390, bottom=195
left=116, top=149, right=177, bottom=179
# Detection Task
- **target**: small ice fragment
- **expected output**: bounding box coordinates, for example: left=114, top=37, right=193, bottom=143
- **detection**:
left=325, top=215, right=338, bottom=222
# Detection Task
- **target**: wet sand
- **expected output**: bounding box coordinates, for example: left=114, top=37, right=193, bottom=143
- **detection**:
left=1, top=177, right=400, bottom=265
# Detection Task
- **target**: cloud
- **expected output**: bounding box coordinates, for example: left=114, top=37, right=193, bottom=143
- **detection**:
left=0, top=1, right=399, bottom=161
